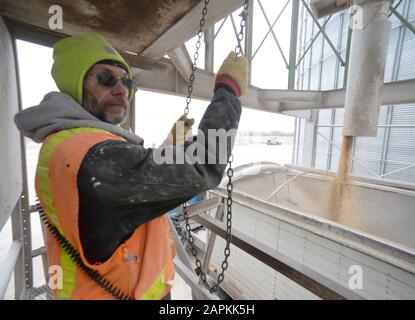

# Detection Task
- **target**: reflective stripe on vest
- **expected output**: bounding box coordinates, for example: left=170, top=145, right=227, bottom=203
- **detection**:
left=36, top=127, right=175, bottom=299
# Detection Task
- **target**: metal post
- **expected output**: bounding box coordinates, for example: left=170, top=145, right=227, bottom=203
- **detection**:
left=204, top=27, right=214, bottom=72
left=288, top=0, right=300, bottom=89
left=244, top=0, right=254, bottom=84
left=304, top=12, right=317, bottom=168
left=328, top=13, right=346, bottom=170
left=292, top=117, right=298, bottom=164
left=342, top=23, right=353, bottom=88
left=10, top=197, right=26, bottom=300
left=12, top=38, right=33, bottom=299
left=379, top=0, right=408, bottom=176
left=343, top=1, right=392, bottom=137
left=313, top=13, right=326, bottom=168
left=292, top=3, right=310, bottom=165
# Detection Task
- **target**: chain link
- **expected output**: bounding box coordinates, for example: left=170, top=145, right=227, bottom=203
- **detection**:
left=184, top=0, right=210, bottom=115
left=182, top=0, right=249, bottom=294
left=235, top=0, right=249, bottom=57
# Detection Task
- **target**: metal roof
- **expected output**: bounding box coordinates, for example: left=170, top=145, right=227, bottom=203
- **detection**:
left=0, top=0, right=199, bottom=54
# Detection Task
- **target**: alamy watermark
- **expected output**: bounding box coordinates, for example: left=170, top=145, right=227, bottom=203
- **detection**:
left=48, top=265, right=63, bottom=290
left=153, top=122, right=238, bottom=165
left=151, top=122, right=264, bottom=176
left=48, top=5, right=63, bottom=30
left=348, top=264, right=363, bottom=290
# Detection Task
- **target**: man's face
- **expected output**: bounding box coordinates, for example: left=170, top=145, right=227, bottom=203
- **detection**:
left=82, top=63, right=130, bottom=125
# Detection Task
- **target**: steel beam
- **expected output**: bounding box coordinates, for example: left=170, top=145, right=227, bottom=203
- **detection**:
left=7, top=14, right=414, bottom=115
left=390, top=5, right=415, bottom=35
left=380, top=2, right=407, bottom=176
left=214, top=16, right=228, bottom=39
left=343, top=21, right=353, bottom=87
left=244, top=0, right=254, bottom=84
left=310, top=0, right=351, bottom=18
left=302, top=0, right=345, bottom=66
left=296, top=16, right=332, bottom=69
left=388, top=0, right=404, bottom=18
left=135, top=60, right=269, bottom=111
left=288, top=0, right=300, bottom=89
left=204, top=27, right=215, bottom=72
left=167, top=44, right=193, bottom=81
left=310, top=0, right=373, bottom=19
left=184, top=196, right=221, bottom=219
left=277, top=78, right=415, bottom=111
left=12, top=37, right=33, bottom=298
left=135, top=56, right=415, bottom=113
left=142, top=0, right=247, bottom=59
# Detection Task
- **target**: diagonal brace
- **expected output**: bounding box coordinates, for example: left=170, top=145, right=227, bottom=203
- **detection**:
left=296, top=15, right=332, bottom=68
left=257, top=0, right=289, bottom=68
left=301, top=0, right=345, bottom=66
left=390, top=5, right=415, bottom=35
left=252, top=0, right=291, bottom=60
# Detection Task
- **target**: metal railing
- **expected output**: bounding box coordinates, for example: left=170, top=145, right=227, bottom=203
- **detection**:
left=0, top=195, right=30, bottom=300
left=175, top=194, right=366, bottom=300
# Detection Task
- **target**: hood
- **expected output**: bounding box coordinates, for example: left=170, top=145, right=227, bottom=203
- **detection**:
left=14, top=91, right=143, bottom=145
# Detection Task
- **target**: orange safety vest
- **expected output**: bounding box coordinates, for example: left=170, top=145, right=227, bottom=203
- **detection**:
left=35, top=127, right=176, bottom=300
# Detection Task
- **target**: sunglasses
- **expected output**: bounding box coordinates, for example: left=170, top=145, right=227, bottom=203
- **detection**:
left=87, top=73, right=137, bottom=91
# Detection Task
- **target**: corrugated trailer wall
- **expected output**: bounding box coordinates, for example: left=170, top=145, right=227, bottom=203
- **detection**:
left=293, top=0, right=415, bottom=184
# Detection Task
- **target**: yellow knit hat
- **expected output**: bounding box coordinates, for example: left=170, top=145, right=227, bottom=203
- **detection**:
left=51, top=33, right=133, bottom=104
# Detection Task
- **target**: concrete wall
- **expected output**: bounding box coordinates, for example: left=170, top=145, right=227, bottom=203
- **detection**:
left=0, top=17, right=22, bottom=231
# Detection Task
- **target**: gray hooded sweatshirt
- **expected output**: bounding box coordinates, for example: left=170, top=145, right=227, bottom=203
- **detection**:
left=14, top=91, right=144, bottom=144
left=14, top=87, right=241, bottom=263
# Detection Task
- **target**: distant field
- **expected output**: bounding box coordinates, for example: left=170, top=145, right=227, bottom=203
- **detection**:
left=235, top=135, right=293, bottom=146
left=233, top=137, right=293, bottom=168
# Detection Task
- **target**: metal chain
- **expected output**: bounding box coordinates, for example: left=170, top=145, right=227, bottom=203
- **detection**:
left=184, top=0, right=210, bottom=116
left=235, top=0, right=249, bottom=57
left=182, top=0, right=249, bottom=294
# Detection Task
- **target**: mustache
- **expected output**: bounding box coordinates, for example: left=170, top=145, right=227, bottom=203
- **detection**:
left=104, top=97, right=128, bottom=108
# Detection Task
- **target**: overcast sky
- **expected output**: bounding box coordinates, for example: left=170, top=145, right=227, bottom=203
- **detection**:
left=16, top=0, right=295, bottom=148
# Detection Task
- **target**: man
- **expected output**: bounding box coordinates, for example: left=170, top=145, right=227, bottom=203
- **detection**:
left=14, top=33, right=247, bottom=300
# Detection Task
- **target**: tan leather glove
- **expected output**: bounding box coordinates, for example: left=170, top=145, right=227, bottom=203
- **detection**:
left=166, top=114, right=195, bottom=147
left=215, top=52, right=248, bottom=97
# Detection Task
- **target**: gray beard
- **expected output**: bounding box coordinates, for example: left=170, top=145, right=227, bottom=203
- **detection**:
left=82, top=90, right=128, bottom=125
